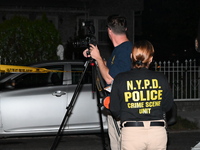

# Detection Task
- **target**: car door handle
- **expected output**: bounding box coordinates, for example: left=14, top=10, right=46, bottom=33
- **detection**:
left=52, top=90, right=66, bottom=97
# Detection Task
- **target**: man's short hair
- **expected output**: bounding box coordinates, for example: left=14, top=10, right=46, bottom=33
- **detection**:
left=107, top=14, right=127, bottom=34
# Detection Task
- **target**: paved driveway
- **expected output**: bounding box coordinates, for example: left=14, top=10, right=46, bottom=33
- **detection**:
left=0, top=131, right=200, bottom=150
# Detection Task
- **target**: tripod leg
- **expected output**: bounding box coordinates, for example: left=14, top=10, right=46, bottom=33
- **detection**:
left=91, top=61, right=109, bottom=150
left=94, top=64, right=121, bottom=149
left=96, top=91, right=109, bottom=150
left=50, top=60, right=90, bottom=150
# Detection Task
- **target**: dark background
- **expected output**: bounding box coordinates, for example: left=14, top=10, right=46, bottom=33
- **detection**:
left=140, top=0, right=200, bottom=62
left=1, top=0, right=200, bottom=62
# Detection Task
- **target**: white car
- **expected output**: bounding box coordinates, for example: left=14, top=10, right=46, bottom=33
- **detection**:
left=0, top=60, right=108, bottom=137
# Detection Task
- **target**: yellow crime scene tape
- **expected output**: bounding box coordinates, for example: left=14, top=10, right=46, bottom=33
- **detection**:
left=0, top=64, right=68, bottom=73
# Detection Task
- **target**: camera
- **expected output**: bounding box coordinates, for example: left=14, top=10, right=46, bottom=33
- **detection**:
left=72, top=21, right=97, bottom=48
left=73, top=35, right=97, bottom=48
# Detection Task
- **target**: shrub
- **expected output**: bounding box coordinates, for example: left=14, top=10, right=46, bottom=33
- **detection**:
left=0, top=15, right=61, bottom=65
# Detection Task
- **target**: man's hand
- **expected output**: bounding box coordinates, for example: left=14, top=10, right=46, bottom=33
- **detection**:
left=83, top=44, right=100, bottom=59
left=88, top=44, right=101, bottom=61
left=83, top=48, right=91, bottom=58
left=83, top=44, right=113, bottom=85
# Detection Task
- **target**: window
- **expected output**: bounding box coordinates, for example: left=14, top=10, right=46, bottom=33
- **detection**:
left=77, top=16, right=108, bottom=45
left=2, top=65, right=64, bottom=90
left=71, top=64, right=93, bottom=84
left=98, top=19, right=109, bottom=43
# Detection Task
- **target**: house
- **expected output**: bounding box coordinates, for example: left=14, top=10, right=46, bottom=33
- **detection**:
left=0, top=0, right=144, bottom=59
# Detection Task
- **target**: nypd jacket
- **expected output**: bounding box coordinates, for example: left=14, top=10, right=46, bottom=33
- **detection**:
left=110, top=68, right=174, bottom=123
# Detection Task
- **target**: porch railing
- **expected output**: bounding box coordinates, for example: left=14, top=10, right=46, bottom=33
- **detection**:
left=153, top=59, right=200, bottom=101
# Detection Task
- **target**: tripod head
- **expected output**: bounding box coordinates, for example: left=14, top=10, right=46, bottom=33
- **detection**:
left=72, top=21, right=97, bottom=49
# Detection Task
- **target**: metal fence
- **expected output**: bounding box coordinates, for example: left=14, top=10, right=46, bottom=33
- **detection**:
left=1, top=58, right=200, bottom=101
left=153, top=59, right=200, bottom=101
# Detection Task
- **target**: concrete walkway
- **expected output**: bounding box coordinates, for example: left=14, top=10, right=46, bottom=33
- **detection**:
left=178, top=110, right=200, bottom=128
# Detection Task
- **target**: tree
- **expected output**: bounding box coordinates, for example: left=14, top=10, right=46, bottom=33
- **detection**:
left=0, top=15, right=61, bottom=65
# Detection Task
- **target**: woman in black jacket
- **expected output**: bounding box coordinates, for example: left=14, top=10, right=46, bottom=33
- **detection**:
left=110, top=40, right=174, bottom=150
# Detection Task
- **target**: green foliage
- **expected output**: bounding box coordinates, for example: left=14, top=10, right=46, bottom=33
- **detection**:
left=0, top=15, right=61, bottom=65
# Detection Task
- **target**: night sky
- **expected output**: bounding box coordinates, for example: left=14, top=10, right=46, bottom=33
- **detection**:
left=140, top=0, right=200, bottom=62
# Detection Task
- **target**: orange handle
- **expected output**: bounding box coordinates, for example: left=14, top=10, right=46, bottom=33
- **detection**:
left=103, top=96, right=110, bottom=109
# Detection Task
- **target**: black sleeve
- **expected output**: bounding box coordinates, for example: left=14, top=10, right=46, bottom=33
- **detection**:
left=110, top=77, right=121, bottom=119
left=161, top=76, right=174, bottom=112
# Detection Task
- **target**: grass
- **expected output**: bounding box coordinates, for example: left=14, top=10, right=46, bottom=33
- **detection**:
left=167, top=116, right=199, bottom=131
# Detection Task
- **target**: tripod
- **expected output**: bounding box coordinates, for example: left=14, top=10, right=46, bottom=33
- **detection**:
left=50, top=58, right=108, bottom=150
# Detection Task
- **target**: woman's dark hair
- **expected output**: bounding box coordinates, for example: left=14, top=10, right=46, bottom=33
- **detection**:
left=132, top=40, right=154, bottom=68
